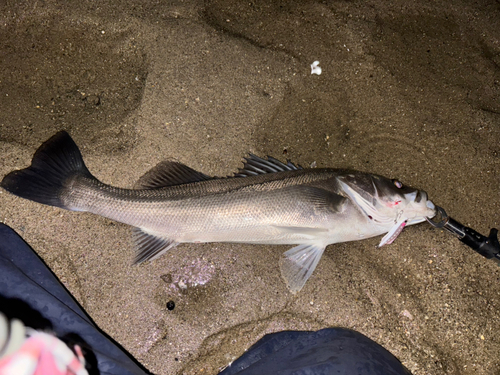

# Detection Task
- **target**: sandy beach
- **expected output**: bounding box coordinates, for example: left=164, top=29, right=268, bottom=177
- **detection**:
left=1, top=0, right=499, bottom=373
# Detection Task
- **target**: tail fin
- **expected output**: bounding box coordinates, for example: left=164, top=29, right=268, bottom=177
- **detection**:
left=1, top=131, right=93, bottom=209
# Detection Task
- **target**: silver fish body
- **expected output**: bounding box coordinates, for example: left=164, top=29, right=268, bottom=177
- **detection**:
left=1, top=132, right=436, bottom=292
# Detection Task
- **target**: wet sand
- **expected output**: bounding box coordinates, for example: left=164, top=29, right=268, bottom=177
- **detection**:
left=1, top=0, right=499, bottom=374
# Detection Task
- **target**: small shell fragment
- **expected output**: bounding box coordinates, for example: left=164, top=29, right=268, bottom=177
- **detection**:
left=310, top=61, right=322, bottom=75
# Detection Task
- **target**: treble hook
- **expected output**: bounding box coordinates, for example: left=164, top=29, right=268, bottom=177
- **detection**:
left=426, top=206, right=500, bottom=264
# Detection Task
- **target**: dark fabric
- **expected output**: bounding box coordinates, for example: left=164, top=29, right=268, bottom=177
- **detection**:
left=219, top=327, right=412, bottom=375
left=0, top=223, right=150, bottom=375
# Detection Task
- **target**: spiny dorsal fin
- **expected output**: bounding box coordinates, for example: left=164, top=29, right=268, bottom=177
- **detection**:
left=135, top=161, right=212, bottom=189
left=234, top=154, right=302, bottom=177
left=132, top=227, right=179, bottom=263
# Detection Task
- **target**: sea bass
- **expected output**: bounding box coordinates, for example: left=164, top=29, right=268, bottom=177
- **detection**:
left=1, top=131, right=436, bottom=293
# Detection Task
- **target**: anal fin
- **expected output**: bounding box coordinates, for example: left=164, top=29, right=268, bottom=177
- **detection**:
left=132, top=228, right=179, bottom=264
left=279, top=243, right=326, bottom=294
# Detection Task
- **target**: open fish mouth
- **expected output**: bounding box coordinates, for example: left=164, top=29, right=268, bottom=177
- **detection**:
left=407, top=190, right=431, bottom=206
left=418, top=190, right=437, bottom=216
left=410, top=190, right=436, bottom=215
left=415, top=190, right=435, bottom=211
left=379, top=193, right=435, bottom=246
left=426, top=199, right=436, bottom=211
left=390, top=189, right=436, bottom=233
left=415, top=190, right=426, bottom=203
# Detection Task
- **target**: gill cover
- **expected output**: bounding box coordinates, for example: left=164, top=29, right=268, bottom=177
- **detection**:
left=338, top=176, right=398, bottom=227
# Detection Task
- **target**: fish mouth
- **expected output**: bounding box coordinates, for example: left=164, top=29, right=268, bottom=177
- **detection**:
left=415, top=190, right=424, bottom=203
left=415, top=190, right=427, bottom=204
left=415, top=190, right=436, bottom=219
left=426, top=199, right=436, bottom=211
left=415, top=190, right=435, bottom=211
left=405, top=190, right=436, bottom=225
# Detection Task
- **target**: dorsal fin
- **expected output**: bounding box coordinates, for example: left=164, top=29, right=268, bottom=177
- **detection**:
left=135, top=161, right=212, bottom=189
left=234, top=154, right=302, bottom=177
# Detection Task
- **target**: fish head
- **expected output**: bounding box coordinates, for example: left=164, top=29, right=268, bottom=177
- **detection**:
left=339, top=173, right=436, bottom=244
left=370, top=175, right=435, bottom=223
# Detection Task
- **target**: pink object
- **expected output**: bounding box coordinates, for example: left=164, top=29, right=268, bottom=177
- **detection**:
left=0, top=332, right=88, bottom=375
left=385, top=221, right=407, bottom=245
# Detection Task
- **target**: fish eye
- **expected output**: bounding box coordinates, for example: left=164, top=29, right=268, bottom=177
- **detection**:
left=392, top=179, right=403, bottom=189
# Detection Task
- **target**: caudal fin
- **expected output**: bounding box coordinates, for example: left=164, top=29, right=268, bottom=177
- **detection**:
left=1, top=131, right=93, bottom=209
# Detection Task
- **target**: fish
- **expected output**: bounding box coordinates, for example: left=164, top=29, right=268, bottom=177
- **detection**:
left=1, top=131, right=436, bottom=293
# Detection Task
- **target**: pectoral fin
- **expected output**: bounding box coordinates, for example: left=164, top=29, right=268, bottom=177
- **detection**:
left=279, top=243, right=326, bottom=294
